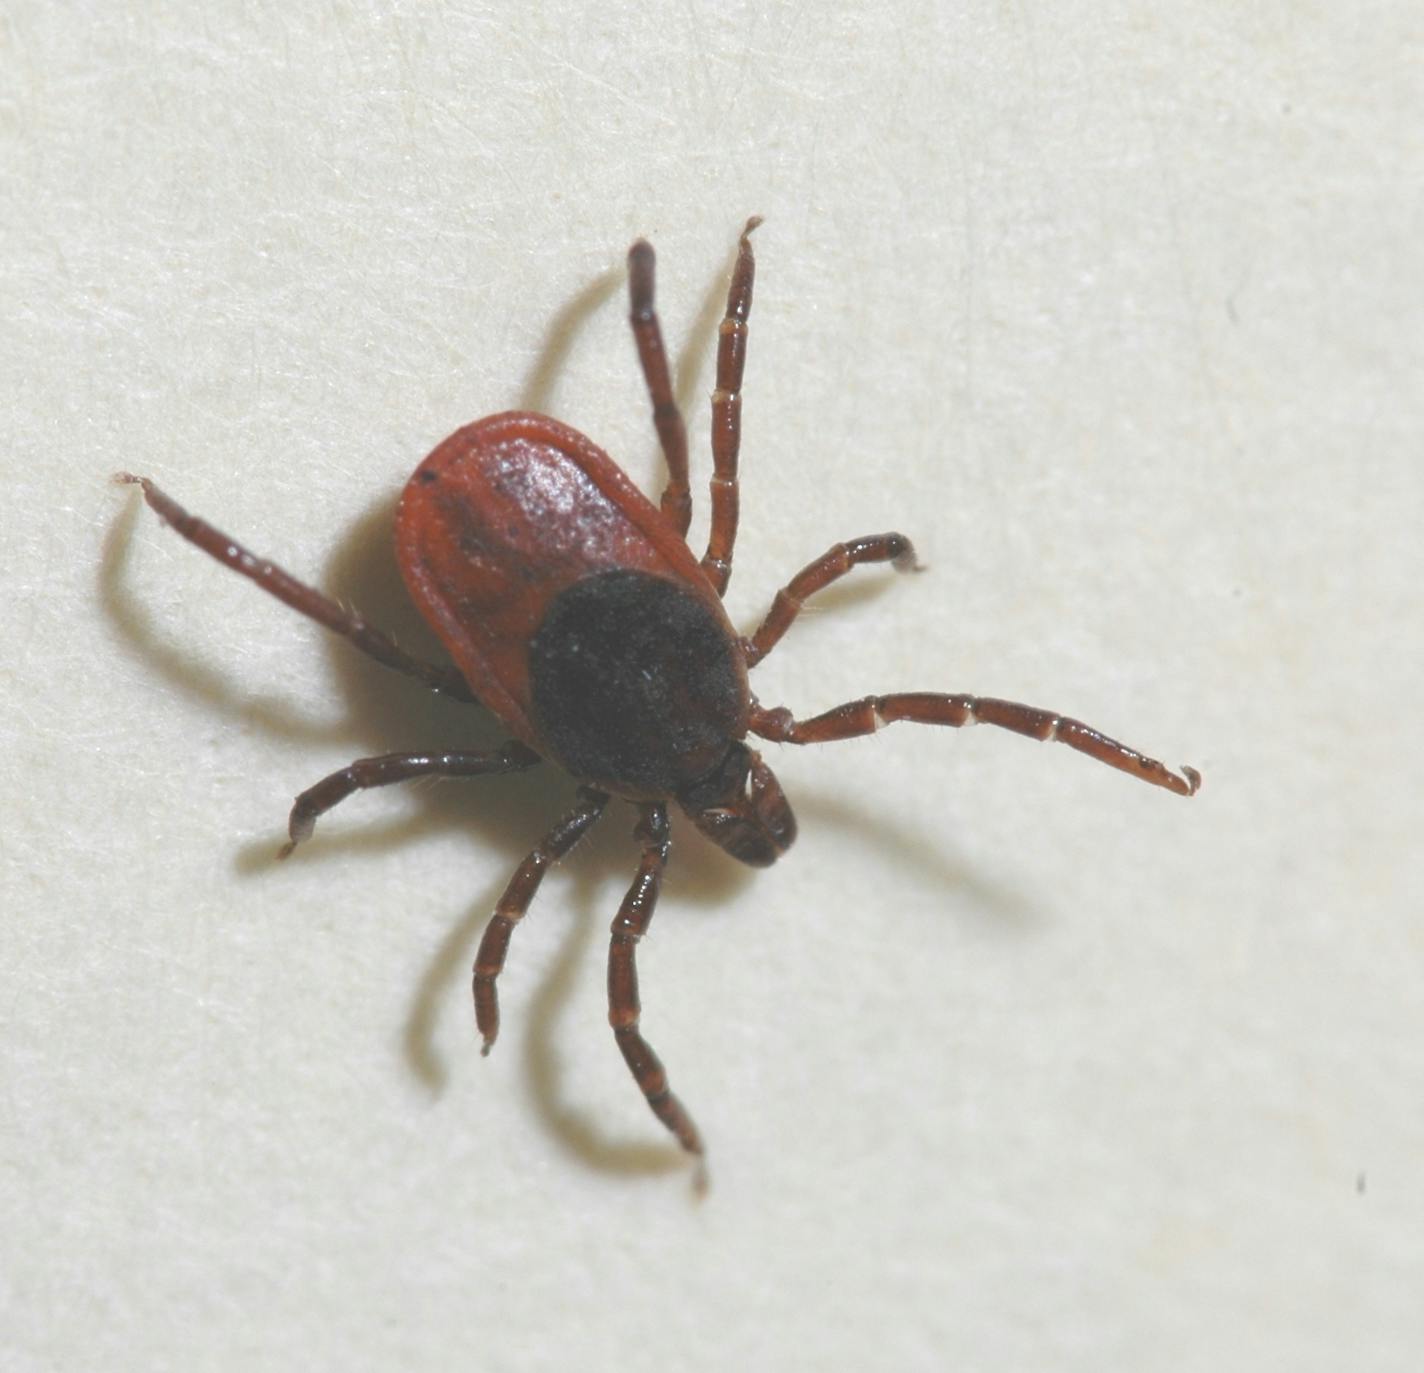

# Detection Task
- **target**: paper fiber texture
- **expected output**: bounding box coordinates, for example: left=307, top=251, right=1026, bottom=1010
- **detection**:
left=3, top=4, right=1419, bottom=1370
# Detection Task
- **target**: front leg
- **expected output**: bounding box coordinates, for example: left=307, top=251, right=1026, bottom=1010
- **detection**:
left=751, top=695, right=1200, bottom=796
left=607, top=804, right=704, bottom=1161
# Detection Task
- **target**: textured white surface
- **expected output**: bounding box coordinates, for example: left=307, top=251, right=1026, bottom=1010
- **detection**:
left=3, top=3, right=1421, bottom=1369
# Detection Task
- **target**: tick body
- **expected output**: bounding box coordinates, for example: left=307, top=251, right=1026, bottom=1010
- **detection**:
left=118, top=219, right=1198, bottom=1171
left=396, top=413, right=750, bottom=802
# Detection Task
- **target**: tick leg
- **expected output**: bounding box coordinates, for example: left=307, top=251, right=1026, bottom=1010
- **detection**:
left=628, top=239, right=693, bottom=538
left=115, top=474, right=476, bottom=703
left=751, top=695, right=1201, bottom=797
left=608, top=804, right=703, bottom=1157
left=473, top=788, right=608, bottom=1054
left=701, top=217, right=762, bottom=598
left=280, top=741, right=542, bottom=858
left=743, top=532, right=920, bottom=668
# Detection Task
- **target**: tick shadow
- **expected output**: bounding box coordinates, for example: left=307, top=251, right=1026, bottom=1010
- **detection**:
left=788, top=791, right=1041, bottom=933
left=100, top=493, right=355, bottom=748
left=516, top=268, right=621, bottom=413
left=515, top=233, right=738, bottom=466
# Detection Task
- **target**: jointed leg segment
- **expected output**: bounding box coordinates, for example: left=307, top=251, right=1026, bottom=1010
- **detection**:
left=473, top=788, right=609, bottom=1053
left=279, top=742, right=542, bottom=857
left=116, top=474, right=476, bottom=702
left=751, top=694, right=1200, bottom=796
left=121, top=220, right=1199, bottom=1181
left=627, top=240, right=693, bottom=537
left=701, top=217, right=762, bottom=597
left=744, top=532, right=920, bottom=667
left=607, top=804, right=703, bottom=1156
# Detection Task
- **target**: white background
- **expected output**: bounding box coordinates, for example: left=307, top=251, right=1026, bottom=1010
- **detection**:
left=3, top=4, right=1421, bottom=1369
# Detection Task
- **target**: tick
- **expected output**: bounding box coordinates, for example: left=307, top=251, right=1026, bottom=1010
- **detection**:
left=118, top=219, right=1199, bottom=1168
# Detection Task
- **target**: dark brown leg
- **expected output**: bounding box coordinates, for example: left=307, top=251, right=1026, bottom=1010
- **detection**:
left=743, top=532, right=920, bottom=668
left=607, top=804, right=703, bottom=1157
left=627, top=240, right=693, bottom=538
left=473, top=788, right=608, bottom=1053
left=279, top=742, right=542, bottom=857
left=115, top=473, right=475, bottom=702
left=701, top=217, right=762, bottom=597
left=751, top=695, right=1200, bottom=796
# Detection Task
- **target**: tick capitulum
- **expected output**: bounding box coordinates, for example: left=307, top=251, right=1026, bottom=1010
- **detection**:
left=118, top=218, right=1199, bottom=1170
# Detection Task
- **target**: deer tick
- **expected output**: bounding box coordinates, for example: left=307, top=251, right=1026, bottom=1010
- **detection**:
left=118, top=219, right=1199, bottom=1169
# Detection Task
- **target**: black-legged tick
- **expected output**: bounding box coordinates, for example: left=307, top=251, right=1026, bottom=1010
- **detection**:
left=118, top=219, right=1199, bottom=1167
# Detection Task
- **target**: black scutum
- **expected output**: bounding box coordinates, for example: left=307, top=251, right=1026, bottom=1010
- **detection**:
left=528, top=569, right=743, bottom=796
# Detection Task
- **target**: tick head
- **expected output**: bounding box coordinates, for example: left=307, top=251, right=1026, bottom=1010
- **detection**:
left=678, top=741, right=797, bottom=868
